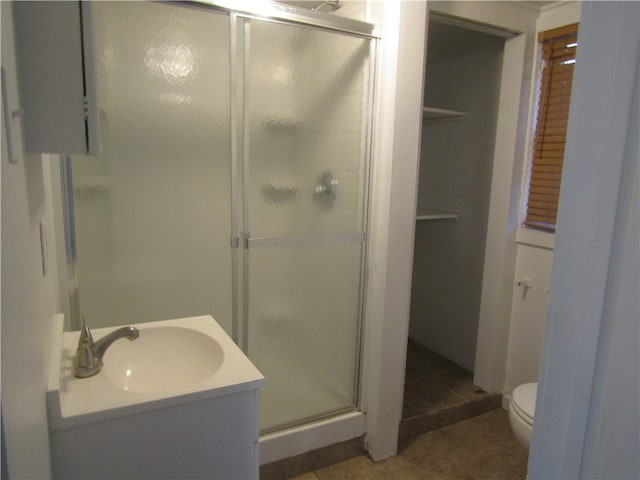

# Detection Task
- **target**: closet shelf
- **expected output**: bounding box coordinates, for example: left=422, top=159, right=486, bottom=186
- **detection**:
left=423, top=106, right=467, bottom=121
left=416, top=208, right=460, bottom=221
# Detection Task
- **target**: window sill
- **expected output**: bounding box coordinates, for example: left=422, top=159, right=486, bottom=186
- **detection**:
left=516, top=226, right=555, bottom=251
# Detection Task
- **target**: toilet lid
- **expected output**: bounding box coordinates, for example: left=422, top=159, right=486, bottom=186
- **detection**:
left=512, top=382, right=537, bottom=424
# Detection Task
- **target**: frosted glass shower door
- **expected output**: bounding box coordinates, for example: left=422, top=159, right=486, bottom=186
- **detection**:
left=68, top=3, right=233, bottom=332
left=243, top=19, right=372, bottom=431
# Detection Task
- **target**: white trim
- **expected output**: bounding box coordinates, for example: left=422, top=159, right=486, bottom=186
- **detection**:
left=192, top=0, right=380, bottom=38
left=538, top=2, right=574, bottom=14
left=474, top=32, right=530, bottom=393
left=517, top=40, right=543, bottom=227
left=502, top=391, right=513, bottom=411
left=518, top=3, right=582, bottom=236
left=537, top=1, right=582, bottom=32
left=246, top=233, right=364, bottom=249
left=259, top=411, right=366, bottom=465
left=428, top=11, right=519, bottom=38
left=428, top=1, right=535, bottom=34
left=361, top=0, right=427, bottom=462
left=515, top=227, right=555, bottom=250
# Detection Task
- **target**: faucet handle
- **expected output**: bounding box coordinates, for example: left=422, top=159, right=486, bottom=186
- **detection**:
left=74, top=316, right=102, bottom=378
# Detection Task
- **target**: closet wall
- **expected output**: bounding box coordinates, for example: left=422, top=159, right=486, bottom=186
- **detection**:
left=409, top=19, right=505, bottom=371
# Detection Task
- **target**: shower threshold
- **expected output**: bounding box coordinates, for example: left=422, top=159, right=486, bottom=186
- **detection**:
left=399, top=339, right=502, bottom=442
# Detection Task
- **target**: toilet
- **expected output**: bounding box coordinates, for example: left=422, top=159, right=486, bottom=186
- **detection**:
left=509, top=382, right=538, bottom=449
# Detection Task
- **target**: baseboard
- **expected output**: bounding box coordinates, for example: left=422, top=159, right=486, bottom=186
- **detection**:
left=260, top=435, right=365, bottom=480
left=259, top=411, right=365, bottom=465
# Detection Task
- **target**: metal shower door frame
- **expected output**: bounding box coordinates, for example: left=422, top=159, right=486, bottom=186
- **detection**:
left=227, top=8, right=378, bottom=427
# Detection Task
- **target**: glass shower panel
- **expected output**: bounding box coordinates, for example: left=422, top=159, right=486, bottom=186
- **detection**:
left=245, top=20, right=370, bottom=239
left=244, top=19, right=371, bottom=431
left=249, top=243, right=363, bottom=431
left=69, top=3, right=233, bottom=332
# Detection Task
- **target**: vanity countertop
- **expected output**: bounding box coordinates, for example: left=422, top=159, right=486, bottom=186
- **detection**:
left=48, top=315, right=264, bottom=430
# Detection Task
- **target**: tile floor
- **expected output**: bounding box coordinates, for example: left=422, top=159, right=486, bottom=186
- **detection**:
left=290, top=409, right=528, bottom=479
left=399, top=340, right=502, bottom=441
left=403, top=339, right=492, bottom=420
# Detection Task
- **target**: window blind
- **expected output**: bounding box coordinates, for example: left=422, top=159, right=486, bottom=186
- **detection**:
left=525, top=23, right=578, bottom=232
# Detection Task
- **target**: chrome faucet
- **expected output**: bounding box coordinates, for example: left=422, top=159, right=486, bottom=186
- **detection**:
left=74, top=317, right=140, bottom=378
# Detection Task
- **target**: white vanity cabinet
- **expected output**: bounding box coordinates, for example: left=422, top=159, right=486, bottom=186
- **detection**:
left=48, top=316, right=265, bottom=479
left=49, top=388, right=262, bottom=479
left=12, top=1, right=99, bottom=154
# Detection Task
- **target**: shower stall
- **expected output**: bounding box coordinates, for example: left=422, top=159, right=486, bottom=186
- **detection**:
left=55, top=1, right=377, bottom=434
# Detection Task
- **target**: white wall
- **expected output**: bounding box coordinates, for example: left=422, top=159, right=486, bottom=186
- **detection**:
left=502, top=1, right=581, bottom=394
left=1, top=151, right=56, bottom=478
left=503, top=231, right=554, bottom=392
left=363, top=0, right=426, bottom=461
left=581, top=87, right=639, bottom=478
left=1, top=4, right=56, bottom=477
left=580, top=73, right=638, bottom=477
left=530, top=3, right=639, bottom=477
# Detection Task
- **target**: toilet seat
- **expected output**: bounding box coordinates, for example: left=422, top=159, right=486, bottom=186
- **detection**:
left=511, top=398, right=534, bottom=426
left=511, top=382, right=537, bottom=425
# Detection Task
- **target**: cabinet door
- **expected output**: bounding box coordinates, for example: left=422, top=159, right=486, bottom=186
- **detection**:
left=13, top=1, right=99, bottom=154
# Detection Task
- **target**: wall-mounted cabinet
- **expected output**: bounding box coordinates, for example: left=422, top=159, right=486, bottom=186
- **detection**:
left=13, top=1, right=99, bottom=154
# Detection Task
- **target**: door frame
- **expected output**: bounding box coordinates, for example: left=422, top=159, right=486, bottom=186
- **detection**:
left=361, top=1, right=540, bottom=461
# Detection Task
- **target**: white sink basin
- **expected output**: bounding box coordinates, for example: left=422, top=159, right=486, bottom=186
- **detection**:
left=48, top=315, right=264, bottom=429
left=103, top=326, right=224, bottom=393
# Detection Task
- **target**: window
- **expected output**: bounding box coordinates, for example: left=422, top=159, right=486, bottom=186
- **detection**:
left=525, top=23, right=579, bottom=233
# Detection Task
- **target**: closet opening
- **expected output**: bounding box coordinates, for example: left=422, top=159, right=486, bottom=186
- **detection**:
left=403, top=12, right=516, bottom=436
